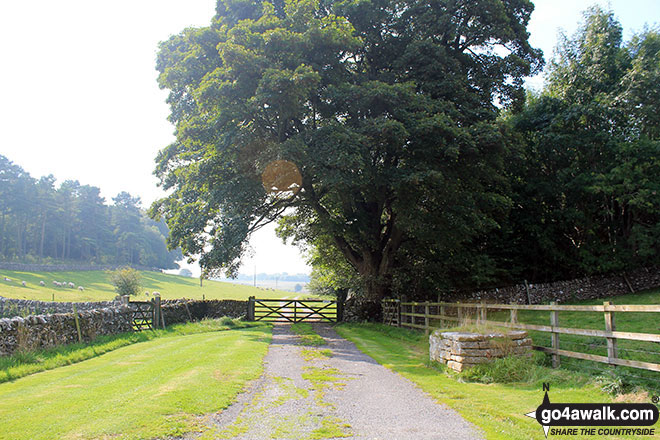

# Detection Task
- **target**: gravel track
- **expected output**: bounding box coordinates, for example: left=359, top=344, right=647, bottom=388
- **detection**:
left=191, top=323, right=483, bottom=439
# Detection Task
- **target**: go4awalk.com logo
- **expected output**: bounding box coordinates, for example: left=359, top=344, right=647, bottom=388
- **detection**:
left=525, top=384, right=659, bottom=438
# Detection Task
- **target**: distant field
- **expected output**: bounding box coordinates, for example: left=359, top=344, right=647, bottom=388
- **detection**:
left=0, top=269, right=295, bottom=302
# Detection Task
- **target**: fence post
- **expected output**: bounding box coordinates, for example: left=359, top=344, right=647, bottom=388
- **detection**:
left=457, top=304, right=463, bottom=325
left=510, top=304, right=518, bottom=324
left=479, top=301, right=487, bottom=323
left=247, top=296, right=255, bottom=321
left=72, top=303, right=82, bottom=343
left=396, top=299, right=401, bottom=327
left=524, top=280, right=532, bottom=305
left=440, top=304, right=445, bottom=329
left=121, top=295, right=129, bottom=306
left=604, top=301, right=618, bottom=366
left=153, top=294, right=162, bottom=329
left=550, top=301, right=560, bottom=368
left=337, top=298, right=344, bottom=323
left=424, top=302, right=430, bottom=336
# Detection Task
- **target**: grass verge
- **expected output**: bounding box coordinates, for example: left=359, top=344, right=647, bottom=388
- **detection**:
left=0, top=317, right=262, bottom=383
left=0, top=323, right=272, bottom=440
left=336, top=323, right=657, bottom=440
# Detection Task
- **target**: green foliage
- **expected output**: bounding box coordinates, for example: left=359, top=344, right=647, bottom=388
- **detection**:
left=151, top=0, right=543, bottom=301
left=0, top=156, right=182, bottom=269
left=458, top=352, right=547, bottom=384
left=108, top=267, right=142, bottom=296
left=493, top=8, right=660, bottom=282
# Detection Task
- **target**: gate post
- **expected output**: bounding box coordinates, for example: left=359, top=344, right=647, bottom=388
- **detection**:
left=247, top=296, right=255, bottom=321
left=337, top=298, right=344, bottom=323
left=153, top=294, right=162, bottom=329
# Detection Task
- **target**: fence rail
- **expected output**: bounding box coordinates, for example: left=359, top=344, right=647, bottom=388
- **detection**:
left=382, top=299, right=660, bottom=373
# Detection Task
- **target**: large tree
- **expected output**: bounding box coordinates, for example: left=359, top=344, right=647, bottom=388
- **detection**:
left=151, top=0, right=543, bottom=300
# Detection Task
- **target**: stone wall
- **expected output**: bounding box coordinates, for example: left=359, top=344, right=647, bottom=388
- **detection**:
left=429, top=329, right=532, bottom=372
left=0, top=298, right=248, bottom=356
left=445, top=267, right=660, bottom=304
left=0, top=307, right=132, bottom=356
left=161, top=299, right=248, bottom=325
left=0, top=296, right=119, bottom=318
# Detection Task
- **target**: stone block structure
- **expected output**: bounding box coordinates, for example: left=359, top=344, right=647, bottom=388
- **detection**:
left=430, top=329, right=532, bottom=372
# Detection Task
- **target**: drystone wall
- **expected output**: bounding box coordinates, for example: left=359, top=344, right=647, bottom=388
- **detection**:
left=0, top=296, right=119, bottom=318
left=445, top=267, right=660, bottom=304
left=429, top=329, right=532, bottom=372
left=160, top=299, right=248, bottom=325
left=0, top=307, right=132, bottom=356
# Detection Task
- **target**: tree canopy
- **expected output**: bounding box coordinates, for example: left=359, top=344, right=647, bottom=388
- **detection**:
left=152, top=0, right=543, bottom=300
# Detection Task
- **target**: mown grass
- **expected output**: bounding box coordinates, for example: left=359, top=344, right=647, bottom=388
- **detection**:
left=0, top=323, right=273, bottom=440
left=0, top=269, right=294, bottom=303
left=336, top=323, right=658, bottom=440
left=0, top=317, right=261, bottom=383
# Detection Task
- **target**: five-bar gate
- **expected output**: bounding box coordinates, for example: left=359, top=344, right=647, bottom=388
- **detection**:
left=248, top=297, right=340, bottom=323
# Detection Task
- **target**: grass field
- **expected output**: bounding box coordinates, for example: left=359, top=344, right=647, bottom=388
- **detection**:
left=336, top=323, right=660, bottom=440
left=0, top=322, right=272, bottom=440
left=0, top=269, right=297, bottom=302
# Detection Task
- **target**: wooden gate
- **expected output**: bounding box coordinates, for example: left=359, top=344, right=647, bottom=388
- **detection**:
left=129, top=300, right=155, bottom=331
left=248, top=297, right=340, bottom=323
left=382, top=299, right=400, bottom=326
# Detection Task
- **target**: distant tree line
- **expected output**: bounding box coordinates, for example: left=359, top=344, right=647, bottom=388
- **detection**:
left=0, top=155, right=182, bottom=269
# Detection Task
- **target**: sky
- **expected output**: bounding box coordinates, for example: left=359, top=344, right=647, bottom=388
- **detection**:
left=0, top=0, right=658, bottom=277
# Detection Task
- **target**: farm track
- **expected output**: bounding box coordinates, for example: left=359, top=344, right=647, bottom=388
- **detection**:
left=188, top=323, right=482, bottom=439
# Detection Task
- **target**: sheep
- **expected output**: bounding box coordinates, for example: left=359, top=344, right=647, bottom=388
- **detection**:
left=78, top=286, right=84, bottom=292
left=68, top=282, right=75, bottom=288
left=152, top=291, right=160, bottom=296
left=3, top=277, right=11, bottom=282
left=145, top=291, right=150, bottom=296
left=21, top=281, right=26, bottom=287
left=39, top=281, right=45, bottom=287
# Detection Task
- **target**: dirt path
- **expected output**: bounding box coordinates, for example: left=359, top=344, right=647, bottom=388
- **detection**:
left=193, top=324, right=483, bottom=439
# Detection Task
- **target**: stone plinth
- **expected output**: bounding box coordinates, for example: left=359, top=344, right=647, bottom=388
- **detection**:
left=430, top=329, right=532, bottom=372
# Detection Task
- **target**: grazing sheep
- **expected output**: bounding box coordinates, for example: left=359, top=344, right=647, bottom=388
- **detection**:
left=21, top=281, right=26, bottom=287
left=68, top=282, right=75, bottom=288
left=152, top=291, right=160, bottom=296
left=78, top=286, right=84, bottom=291
left=3, top=277, right=10, bottom=282
left=145, top=291, right=150, bottom=296
left=39, top=280, right=46, bottom=286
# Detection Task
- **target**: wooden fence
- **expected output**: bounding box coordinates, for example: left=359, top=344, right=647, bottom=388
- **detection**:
left=382, top=299, right=660, bottom=373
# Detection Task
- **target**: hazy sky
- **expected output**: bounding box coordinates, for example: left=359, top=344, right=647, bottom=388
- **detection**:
left=1, top=0, right=658, bottom=276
